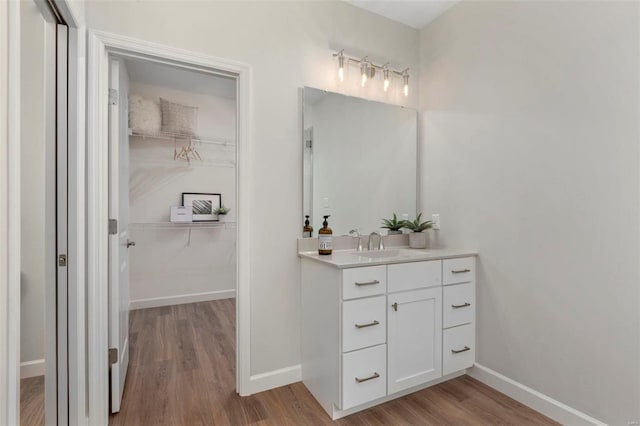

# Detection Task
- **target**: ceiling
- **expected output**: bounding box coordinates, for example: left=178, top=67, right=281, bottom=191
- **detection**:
left=125, top=58, right=237, bottom=100
left=345, top=0, right=459, bottom=30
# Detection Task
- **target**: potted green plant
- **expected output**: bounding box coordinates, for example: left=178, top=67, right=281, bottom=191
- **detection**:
left=381, top=213, right=404, bottom=235
left=402, top=213, right=433, bottom=249
left=214, top=205, right=230, bottom=222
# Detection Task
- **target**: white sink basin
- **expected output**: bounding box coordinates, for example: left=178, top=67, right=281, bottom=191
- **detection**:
left=350, top=249, right=427, bottom=259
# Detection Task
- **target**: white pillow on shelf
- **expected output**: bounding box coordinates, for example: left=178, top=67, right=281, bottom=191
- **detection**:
left=128, top=95, right=161, bottom=135
left=160, top=97, right=199, bottom=136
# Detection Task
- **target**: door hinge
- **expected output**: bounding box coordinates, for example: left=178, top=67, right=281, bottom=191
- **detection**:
left=58, top=254, right=67, bottom=267
left=109, top=88, right=118, bottom=106
left=109, top=348, right=118, bottom=365
left=109, top=219, right=118, bottom=235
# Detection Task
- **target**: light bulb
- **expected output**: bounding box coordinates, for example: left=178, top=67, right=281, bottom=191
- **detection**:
left=338, top=55, right=345, bottom=82
left=383, top=68, right=390, bottom=92
left=360, top=62, right=368, bottom=87
left=403, top=73, right=409, bottom=97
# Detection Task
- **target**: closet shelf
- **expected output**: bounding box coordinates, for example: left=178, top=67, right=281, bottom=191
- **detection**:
left=130, top=158, right=236, bottom=168
left=129, top=129, right=236, bottom=147
left=130, top=221, right=236, bottom=230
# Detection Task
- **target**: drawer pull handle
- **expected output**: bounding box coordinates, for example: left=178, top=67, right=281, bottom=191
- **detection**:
left=355, top=372, right=380, bottom=383
left=451, top=302, right=471, bottom=309
left=392, top=302, right=398, bottom=311
left=451, top=346, right=471, bottom=354
left=451, top=269, right=471, bottom=274
left=355, top=280, right=380, bottom=287
left=355, top=320, right=380, bottom=329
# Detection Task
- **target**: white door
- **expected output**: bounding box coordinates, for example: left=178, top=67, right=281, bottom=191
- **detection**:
left=108, top=57, right=131, bottom=413
left=387, top=287, right=442, bottom=394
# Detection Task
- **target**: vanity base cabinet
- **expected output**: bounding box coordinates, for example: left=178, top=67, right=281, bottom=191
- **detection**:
left=300, top=256, right=476, bottom=420
left=388, top=287, right=442, bottom=394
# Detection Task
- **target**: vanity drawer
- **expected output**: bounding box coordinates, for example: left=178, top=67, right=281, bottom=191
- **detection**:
left=342, top=344, right=387, bottom=410
left=342, top=266, right=387, bottom=300
left=443, top=283, right=475, bottom=329
left=387, top=260, right=441, bottom=293
left=443, top=257, right=475, bottom=285
left=443, top=324, right=475, bottom=375
left=342, top=296, right=386, bottom=352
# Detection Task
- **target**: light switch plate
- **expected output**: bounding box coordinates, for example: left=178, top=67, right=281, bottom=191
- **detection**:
left=432, top=214, right=440, bottom=230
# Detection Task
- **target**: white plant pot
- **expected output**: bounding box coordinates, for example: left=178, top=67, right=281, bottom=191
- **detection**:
left=387, top=230, right=402, bottom=235
left=217, top=214, right=226, bottom=222
left=409, top=232, right=427, bottom=249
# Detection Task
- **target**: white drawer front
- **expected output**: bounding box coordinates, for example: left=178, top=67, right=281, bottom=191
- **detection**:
left=443, top=324, right=475, bottom=375
left=342, top=266, right=387, bottom=300
left=387, top=260, right=441, bottom=293
left=443, top=257, right=475, bottom=285
left=342, top=344, right=387, bottom=410
left=342, top=296, right=386, bottom=353
left=443, top=283, right=475, bottom=329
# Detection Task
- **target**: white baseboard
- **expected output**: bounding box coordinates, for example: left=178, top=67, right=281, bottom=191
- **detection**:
left=20, top=359, right=45, bottom=379
left=468, top=363, right=606, bottom=426
left=129, top=289, right=236, bottom=310
left=248, top=364, right=301, bottom=395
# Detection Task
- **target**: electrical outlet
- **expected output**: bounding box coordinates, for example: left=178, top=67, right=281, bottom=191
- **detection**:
left=432, top=214, right=440, bottom=230
left=323, top=197, right=330, bottom=208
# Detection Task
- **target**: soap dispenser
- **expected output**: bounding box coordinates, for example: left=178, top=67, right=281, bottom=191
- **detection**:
left=318, top=215, right=333, bottom=255
left=303, top=215, right=313, bottom=238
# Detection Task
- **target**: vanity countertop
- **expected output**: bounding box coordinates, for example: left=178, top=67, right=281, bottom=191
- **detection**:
left=298, top=247, right=477, bottom=269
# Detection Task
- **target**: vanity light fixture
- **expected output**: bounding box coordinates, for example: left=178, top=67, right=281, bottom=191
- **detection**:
left=333, top=50, right=409, bottom=95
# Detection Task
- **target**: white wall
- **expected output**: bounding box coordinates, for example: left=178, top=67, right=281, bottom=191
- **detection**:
left=84, top=1, right=419, bottom=376
left=19, top=0, right=46, bottom=369
left=419, top=2, right=640, bottom=425
left=127, top=80, right=237, bottom=306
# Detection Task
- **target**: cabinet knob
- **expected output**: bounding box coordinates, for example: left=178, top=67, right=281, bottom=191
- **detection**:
left=392, top=302, right=398, bottom=311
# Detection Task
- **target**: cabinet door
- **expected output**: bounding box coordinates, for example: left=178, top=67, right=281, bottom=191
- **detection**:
left=387, top=287, right=442, bottom=394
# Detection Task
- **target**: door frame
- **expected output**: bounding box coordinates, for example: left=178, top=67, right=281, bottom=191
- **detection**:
left=1, top=1, right=82, bottom=424
left=0, top=2, right=22, bottom=424
left=86, top=29, right=253, bottom=424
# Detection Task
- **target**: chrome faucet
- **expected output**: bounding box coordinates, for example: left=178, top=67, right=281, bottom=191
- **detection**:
left=349, top=229, right=363, bottom=252
left=368, top=232, right=384, bottom=251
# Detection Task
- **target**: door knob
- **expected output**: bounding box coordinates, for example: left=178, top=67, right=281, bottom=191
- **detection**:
left=127, top=240, right=136, bottom=248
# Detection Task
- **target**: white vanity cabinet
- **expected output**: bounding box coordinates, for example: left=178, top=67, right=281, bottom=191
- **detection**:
left=300, top=252, right=477, bottom=420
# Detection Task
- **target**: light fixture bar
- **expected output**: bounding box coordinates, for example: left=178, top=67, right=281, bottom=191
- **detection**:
left=333, top=50, right=410, bottom=94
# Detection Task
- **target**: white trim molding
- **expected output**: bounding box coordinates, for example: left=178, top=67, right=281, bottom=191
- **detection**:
left=20, top=360, right=46, bottom=379
left=86, top=29, right=253, bottom=424
left=129, top=290, right=236, bottom=310
left=468, top=364, right=607, bottom=426
left=248, top=365, right=301, bottom=395
left=0, top=1, right=21, bottom=425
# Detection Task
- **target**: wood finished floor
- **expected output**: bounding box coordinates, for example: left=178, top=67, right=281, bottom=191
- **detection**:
left=21, top=375, right=45, bottom=426
left=110, top=299, right=558, bottom=426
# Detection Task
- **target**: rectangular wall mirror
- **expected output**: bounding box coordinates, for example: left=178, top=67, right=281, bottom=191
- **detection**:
left=302, top=87, right=418, bottom=237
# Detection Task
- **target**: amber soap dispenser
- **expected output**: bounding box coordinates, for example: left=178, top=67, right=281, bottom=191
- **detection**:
left=318, top=215, right=333, bottom=255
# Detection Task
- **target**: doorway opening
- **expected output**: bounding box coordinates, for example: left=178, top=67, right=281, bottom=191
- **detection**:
left=104, top=54, right=240, bottom=422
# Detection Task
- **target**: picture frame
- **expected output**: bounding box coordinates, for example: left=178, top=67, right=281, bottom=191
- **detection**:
left=181, top=192, right=222, bottom=222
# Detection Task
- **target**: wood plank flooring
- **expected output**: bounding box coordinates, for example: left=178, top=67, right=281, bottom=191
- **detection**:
left=21, top=375, right=45, bottom=426
left=110, top=299, right=558, bottom=425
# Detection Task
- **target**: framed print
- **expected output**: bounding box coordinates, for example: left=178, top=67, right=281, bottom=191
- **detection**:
left=182, top=192, right=222, bottom=222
